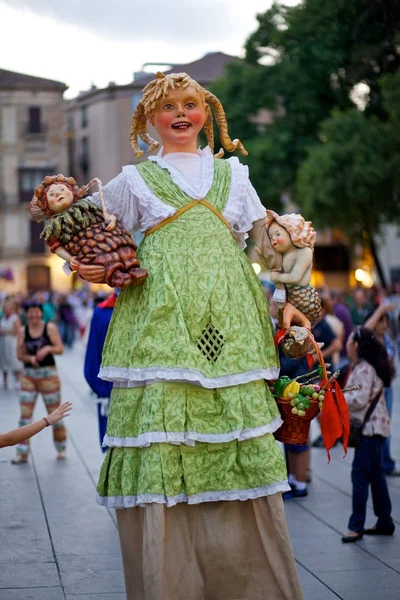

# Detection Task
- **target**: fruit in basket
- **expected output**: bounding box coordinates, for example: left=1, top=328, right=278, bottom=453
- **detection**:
left=297, top=402, right=305, bottom=410
left=312, top=392, right=319, bottom=399
left=318, top=394, right=325, bottom=402
left=282, top=381, right=301, bottom=398
left=273, top=376, right=292, bottom=396
left=298, top=410, right=306, bottom=417
left=318, top=402, right=323, bottom=410
left=291, top=407, right=298, bottom=415
left=299, top=385, right=315, bottom=397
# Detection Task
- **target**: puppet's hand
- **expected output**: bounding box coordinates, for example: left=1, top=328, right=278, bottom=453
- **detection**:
left=70, top=258, right=80, bottom=271
left=270, top=270, right=282, bottom=283
left=77, top=263, right=106, bottom=284
left=105, top=213, right=117, bottom=231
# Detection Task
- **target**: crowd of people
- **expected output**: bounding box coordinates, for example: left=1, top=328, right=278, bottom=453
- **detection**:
left=1, top=282, right=399, bottom=543
left=267, top=283, right=400, bottom=542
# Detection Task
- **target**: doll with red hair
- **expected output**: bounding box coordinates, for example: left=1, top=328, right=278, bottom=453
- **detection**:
left=30, top=174, right=147, bottom=289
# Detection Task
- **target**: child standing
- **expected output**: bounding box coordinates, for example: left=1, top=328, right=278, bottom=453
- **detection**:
left=342, top=327, right=395, bottom=542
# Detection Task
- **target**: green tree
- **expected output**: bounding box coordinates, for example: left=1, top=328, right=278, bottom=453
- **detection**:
left=212, top=0, right=400, bottom=284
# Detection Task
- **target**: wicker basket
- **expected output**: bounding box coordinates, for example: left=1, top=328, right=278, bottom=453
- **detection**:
left=274, top=330, right=328, bottom=445
left=274, top=397, right=320, bottom=445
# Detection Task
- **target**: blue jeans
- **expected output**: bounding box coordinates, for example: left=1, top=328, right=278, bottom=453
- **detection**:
left=383, top=386, right=396, bottom=473
left=348, top=435, right=393, bottom=533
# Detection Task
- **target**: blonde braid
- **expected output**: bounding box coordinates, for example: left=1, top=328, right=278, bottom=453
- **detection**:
left=203, top=104, right=214, bottom=155
left=205, top=91, right=248, bottom=156
left=130, top=102, right=147, bottom=158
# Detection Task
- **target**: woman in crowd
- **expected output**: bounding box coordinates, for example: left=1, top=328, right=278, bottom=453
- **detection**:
left=364, top=303, right=399, bottom=476
left=342, top=327, right=394, bottom=543
left=0, top=299, right=22, bottom=389
left=11, top=301, right=67, bottom=464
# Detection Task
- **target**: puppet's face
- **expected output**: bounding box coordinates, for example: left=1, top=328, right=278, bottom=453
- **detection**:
left=46, top=183, right=74, bottom=214
left=151, top=86, right=206, bottom=149
left=268, top=222, right=293, bottom=254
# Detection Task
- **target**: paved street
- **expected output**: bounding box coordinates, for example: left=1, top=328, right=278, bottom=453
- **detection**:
left=1, top=345, right=400, bottom=600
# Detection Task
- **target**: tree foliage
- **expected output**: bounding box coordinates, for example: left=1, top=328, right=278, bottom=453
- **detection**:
left=212, top=0, right=400, bottom=238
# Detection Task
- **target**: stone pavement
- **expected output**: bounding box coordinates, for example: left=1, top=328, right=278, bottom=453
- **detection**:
left=1, top=344, right=400, bottom=600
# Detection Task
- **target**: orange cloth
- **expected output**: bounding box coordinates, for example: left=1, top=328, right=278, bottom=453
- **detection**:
left=320, top=379, right=350, bottom=462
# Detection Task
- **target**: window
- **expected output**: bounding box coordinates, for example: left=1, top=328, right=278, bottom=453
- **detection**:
left=27, top=107, right=42, bottom=134
left=29, top=221, right=46, bottom=254
left=81, top=136, right=89, bottom=178
left=18, top=168, right=53, bottom=203
left=81, top=106, right=88, bottom=129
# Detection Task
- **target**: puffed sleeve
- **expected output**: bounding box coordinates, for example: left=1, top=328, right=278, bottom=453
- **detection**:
left=90, top=171, right=140, bottom=234
left=223, top=158, right=267, bottom=250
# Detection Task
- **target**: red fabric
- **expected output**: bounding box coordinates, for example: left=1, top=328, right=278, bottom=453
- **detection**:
left=46, top=235, right=62, bottom=253
left=274, top=328, right=287, bottom=346
left=98, top=293, right=117, bottom=309
left=320, top=380, right=350, bottom=462
left=306, top=354, right=314, bottom=369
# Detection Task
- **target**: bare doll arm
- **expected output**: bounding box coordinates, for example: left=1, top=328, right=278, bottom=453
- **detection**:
left=54, top=247, right=74, bottom=263
left=270, top=247, right=313, bottom=284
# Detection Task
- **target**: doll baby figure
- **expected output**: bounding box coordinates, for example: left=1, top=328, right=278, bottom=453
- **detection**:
left=30, top=175, right=147, bottom=289
left=266, top=210, right=321, bottom=327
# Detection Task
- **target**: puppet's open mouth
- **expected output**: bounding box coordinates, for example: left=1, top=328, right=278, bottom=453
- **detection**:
left=172, top=122, right=191, bottom=130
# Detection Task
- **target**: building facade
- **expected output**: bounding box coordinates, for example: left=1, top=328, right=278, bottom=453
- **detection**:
left=0, top=69, right=68, bottom=294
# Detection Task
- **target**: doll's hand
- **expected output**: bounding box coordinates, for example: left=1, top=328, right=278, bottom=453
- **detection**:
left=70, top=258, right=80, bottom=271
left=270, top=271, right=282, bottom=283
left=105, top=213, right=117, bottom=231
left=46, top=402, right=72, bottom=425
left=76, top=263, right=106, bottom=283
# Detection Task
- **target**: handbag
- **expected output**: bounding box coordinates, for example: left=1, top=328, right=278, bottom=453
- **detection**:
left=348, top=387, right=383, bottom=448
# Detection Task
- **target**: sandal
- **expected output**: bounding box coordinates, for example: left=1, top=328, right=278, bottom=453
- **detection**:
left=56, top=451, right=67, bottom=460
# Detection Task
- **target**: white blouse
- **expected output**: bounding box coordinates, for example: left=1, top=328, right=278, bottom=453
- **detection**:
left=91, top=146, right=266, bottom=249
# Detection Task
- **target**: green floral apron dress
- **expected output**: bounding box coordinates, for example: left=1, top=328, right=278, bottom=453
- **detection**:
left=97, top=158, right=288, bottom=506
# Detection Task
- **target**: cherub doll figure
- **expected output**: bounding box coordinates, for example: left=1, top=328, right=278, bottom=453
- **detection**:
left=73, top=72, right=302, bottom=600
left=29, top=175, right=147, bottom=289
left=266, top=210, right=322, bottom=327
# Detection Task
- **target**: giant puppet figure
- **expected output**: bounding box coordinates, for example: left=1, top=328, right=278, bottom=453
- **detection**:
left=33, top=72, right=304, bottom=599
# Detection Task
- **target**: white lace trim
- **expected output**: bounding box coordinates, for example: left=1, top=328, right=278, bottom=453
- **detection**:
left=96, top=481, right=290, bottom=508
left=100, top=366, right=280, bottom=389
left=122, top=165, right=176, bottom=233
left=103, top=416, right=283, bottom=448
left=148, top=146, right=214, bottom=199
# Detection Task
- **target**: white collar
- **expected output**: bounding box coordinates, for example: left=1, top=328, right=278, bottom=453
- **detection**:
left=148, top=146, right=214, bottom=200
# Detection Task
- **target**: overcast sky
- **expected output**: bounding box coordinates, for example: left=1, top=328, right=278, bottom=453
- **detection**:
left=0, top=0, right=299, bottom=98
